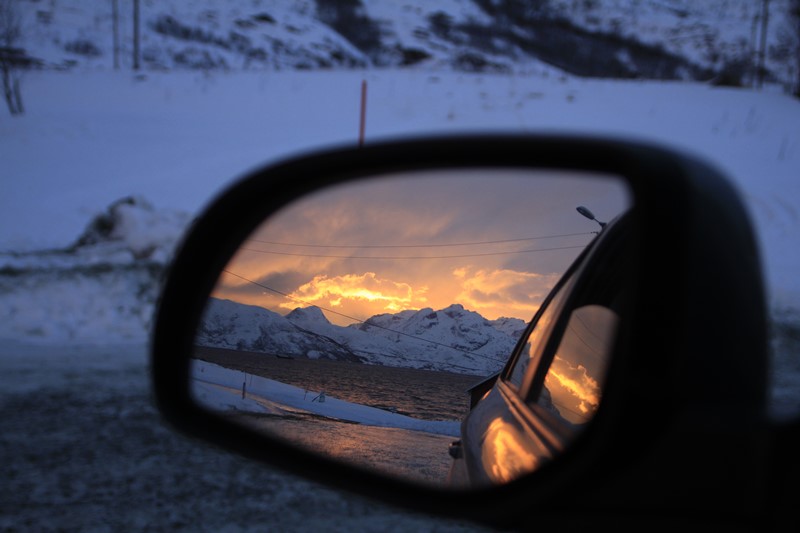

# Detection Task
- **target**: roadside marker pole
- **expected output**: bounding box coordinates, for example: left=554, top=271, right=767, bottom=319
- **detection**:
left=359, top=79, right=367, bottom=147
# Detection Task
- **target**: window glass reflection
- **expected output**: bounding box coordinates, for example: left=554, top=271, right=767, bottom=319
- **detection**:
left=535, top=305, right=618, bottom=425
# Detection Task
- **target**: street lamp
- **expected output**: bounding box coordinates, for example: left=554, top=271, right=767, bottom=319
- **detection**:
left=576, top=205, right=606, bottom=229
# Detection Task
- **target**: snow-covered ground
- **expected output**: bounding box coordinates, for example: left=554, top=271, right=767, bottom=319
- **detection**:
left=1, top=68, right=799, bottom=530
left=193, top=359, right=461, bottom=437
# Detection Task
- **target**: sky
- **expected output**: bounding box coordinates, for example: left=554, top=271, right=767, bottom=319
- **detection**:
left=211, top=169, right=630, bottom=325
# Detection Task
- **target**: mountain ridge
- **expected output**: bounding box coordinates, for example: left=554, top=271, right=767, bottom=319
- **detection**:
left=197, top=297, right=526, bottom=375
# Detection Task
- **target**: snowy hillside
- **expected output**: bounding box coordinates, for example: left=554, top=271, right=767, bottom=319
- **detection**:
left=198, top=297, right=523, bottom=375
left=14, top=0, right=800, bottom=92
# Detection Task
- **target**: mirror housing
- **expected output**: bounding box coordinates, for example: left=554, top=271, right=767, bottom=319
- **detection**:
left=151, top=134, right=770, bottom=530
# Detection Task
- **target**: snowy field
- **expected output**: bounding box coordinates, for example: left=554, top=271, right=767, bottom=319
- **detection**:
left=1, top=68, right=800, bottom=530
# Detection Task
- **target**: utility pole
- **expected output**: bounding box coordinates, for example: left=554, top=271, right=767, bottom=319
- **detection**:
left=112, top=0, right=119, bottom=69
left=132, top=0, right=140, bottom=70
left=793, top=0, right=800, bottom=96
left=756, top=0, right=770, bottom=89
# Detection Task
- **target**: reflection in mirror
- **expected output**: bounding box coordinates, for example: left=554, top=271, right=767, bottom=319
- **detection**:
left=190, top=169, right=630, bottom=487
left=537, top=305, right=619, bottom=425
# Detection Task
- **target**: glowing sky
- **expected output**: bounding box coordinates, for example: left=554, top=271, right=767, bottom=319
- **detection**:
left=212, top=169, right=630, bottom=326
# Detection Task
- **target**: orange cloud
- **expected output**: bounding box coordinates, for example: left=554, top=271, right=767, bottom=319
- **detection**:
left=281, top=272, right=429, bottom=314
left=546, top=358, right=601, bottom=418
left=453, top=266, right=560, bottom=320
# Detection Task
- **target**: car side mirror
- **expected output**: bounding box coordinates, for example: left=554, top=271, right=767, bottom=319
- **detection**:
left=151, top=134, right=770, bottom=529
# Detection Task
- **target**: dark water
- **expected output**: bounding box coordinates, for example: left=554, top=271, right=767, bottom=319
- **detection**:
left=194, top=346, right=485, bottom=421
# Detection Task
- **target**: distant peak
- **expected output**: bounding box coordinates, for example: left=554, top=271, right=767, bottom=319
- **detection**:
left=286, top=306, right=330, bottom=325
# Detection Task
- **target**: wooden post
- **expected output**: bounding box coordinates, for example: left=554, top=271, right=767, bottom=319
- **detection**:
left=359, top=79, right=367, bottom=147
left=112, top=0, right=119, bottom=69
left=756, top=0, right=770, bottom=89
left=133, top=0, right=140, bottom=70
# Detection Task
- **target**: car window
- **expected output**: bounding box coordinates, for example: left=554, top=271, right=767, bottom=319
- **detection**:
left=505, top=273, right=577, bottom=391
left=534, top=304, right=619, bottom=426
left=528, top=216, right=630, bottom=428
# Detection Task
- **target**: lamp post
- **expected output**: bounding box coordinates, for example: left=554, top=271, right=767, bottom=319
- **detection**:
left=577, top=205, right=606, bottom=229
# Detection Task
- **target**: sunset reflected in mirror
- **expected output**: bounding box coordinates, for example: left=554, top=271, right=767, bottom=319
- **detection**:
left=190, top=169, right=630, bottom=486
left=212, top=170, right=627, bottom=325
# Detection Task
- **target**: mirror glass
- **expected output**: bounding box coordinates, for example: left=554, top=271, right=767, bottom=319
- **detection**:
left=190, top=168, right=630, bottom=487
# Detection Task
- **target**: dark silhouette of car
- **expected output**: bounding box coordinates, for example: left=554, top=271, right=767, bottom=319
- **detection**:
left=447, top=210, right=631, bottom=487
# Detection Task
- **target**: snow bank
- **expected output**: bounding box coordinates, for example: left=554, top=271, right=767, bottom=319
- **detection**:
left=192, top=360, right=461, bottom=437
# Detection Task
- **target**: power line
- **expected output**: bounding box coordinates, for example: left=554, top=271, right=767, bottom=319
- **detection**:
left=224, top=269, right=364, bottom=323
left=247, top=231, right=594, bottom=249
left=238, top=244, right=588, bottom=260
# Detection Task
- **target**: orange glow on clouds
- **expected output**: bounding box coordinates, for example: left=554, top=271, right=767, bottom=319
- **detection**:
left=208, top=168, right=630, bottom=326
left=281, top=272, right=428, bottom=313
left=212, top=261, right=564, bottom=326
left=453, top=266, right=560, bottom=319
left=546, top=359, right=601, bottom=416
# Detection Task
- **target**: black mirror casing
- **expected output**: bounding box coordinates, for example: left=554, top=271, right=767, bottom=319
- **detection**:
left=150, top=135, right=775, bottom=531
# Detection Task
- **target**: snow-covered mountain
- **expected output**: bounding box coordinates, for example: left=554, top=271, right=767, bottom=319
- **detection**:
left=15, top=0, right=800, bottom=92
left=198, top=297, right=525, bottom=375
left=199, top=298, right=363, bottom=362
